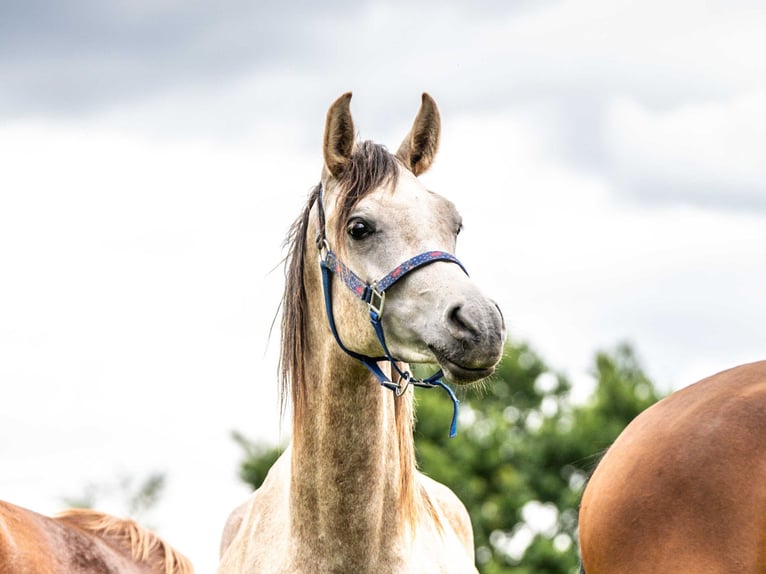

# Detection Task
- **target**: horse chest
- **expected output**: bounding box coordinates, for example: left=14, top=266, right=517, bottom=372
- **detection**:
left=223, top=528, right=476, bottom=574
left=219, top=482, right=478, bottom=574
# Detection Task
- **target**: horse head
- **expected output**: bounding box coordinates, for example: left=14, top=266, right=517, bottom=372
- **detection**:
left=315, top=92, right=506, bottom=385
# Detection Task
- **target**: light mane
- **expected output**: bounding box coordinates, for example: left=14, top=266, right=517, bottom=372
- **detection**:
left=55, top=509, right=194, bottom=574
left=394, top=372, right=443, bottom=532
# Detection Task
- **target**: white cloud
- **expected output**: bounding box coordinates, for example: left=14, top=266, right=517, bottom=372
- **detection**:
left=498, top=0, right=766, bottom=97
left=606, top=92, right=766, bottom=209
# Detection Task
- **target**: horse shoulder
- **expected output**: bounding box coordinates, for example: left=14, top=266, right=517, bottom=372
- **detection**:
left=217, top=450, right=292, bottom=573
left=418, top=474, right=476, bottom=564
left=219, top=498, right=249, bottom=558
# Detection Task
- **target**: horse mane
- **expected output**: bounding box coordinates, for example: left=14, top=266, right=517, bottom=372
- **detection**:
left=394, top=377, right=444, bottom=533
left=55, top=509, right=194, bottom=574
left=279, top=140, right=399, bottom=420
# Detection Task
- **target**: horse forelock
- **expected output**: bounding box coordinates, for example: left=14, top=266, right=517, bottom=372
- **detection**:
left=55, top=509, right=194, bottom=574
left=331, top=141, right=400, bottom=248
left=279, top=141, right=399, bottom=422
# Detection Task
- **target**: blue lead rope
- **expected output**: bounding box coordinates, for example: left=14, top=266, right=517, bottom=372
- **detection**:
left=429, top=379, right=460, bottom=439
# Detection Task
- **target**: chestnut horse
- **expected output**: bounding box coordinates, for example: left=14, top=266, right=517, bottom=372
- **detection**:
left=217, top=93, right=506, bottom=573
left=0, top=500, right=193, bottom=573
left=579, top=360, right=766, bottom=573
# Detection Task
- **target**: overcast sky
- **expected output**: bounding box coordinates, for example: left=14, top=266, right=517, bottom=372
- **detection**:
left=1, top=1, right=765, bottom=571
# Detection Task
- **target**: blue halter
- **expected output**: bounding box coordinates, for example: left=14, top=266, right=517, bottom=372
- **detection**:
left=315, top=184, right=467, bottom=437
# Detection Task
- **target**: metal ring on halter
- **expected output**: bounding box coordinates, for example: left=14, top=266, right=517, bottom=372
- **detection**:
left=395, top=372, right=412, bottom=397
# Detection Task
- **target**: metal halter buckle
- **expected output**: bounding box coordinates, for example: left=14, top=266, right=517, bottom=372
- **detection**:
left=368, top=284, right=385, bottom=318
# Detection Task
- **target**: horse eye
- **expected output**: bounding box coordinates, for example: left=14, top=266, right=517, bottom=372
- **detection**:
left=347, top=219, right=374, bottom=240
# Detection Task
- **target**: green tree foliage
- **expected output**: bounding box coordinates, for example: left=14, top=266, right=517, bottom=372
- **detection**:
left=415, top=341, right=661, bottom=573
left=232, top=430, right=284, bottom=489
left=233, top=341, right=662, bottom=573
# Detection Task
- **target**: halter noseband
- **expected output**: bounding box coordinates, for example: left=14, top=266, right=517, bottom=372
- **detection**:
left=315, top=184, right=466, bottom=437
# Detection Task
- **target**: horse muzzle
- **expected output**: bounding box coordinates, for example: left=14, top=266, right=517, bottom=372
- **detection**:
left=432, top=299, right=506, bottom=384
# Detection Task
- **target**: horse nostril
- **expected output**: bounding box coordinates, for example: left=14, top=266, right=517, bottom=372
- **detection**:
left=446, top=303, right=479, bottom=341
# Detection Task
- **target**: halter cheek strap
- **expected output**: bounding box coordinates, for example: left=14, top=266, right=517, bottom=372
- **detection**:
left=315, top=185, right=467, bottom=438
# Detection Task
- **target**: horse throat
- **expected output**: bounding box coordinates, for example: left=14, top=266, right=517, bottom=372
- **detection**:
left=289, top=326, right=418, bottom=570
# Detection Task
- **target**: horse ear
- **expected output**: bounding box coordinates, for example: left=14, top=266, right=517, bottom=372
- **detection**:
left=323, top=92, right=355, bottom=178
left=396, top=93, right=441, bottom=176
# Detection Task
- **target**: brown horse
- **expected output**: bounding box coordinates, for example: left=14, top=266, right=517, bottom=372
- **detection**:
left=579, top=360, right=766, bottom=573
left=0, top=500, right=193, bottom=574
left=217, top=93, right=506, bottom=573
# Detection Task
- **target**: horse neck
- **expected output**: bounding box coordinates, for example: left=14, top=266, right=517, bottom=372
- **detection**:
left=289, top=292, right=419, bottom=569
